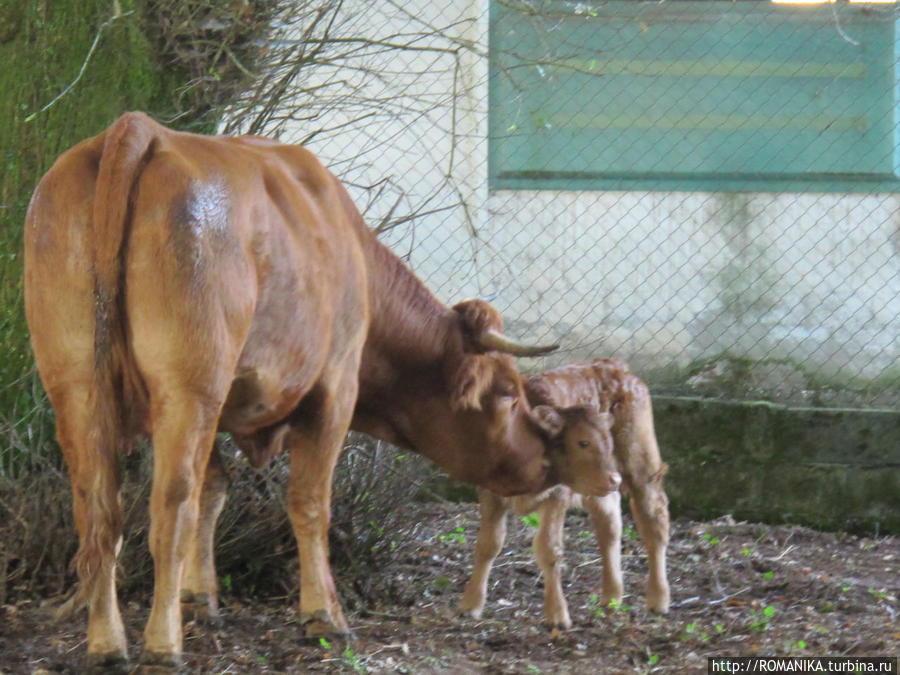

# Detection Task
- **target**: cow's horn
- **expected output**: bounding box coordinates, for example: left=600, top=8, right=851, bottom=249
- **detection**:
left=477, top=329, right=559, bottom=356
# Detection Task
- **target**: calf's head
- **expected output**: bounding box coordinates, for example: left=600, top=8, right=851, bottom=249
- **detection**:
left=533, top=404, right=621, bottom=496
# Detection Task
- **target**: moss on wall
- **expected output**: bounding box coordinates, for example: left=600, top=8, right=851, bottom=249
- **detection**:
left=654, top=397, right=900, bottom=535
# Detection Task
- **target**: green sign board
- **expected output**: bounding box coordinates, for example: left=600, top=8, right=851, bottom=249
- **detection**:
left=489, top=1, right=900, bottom=192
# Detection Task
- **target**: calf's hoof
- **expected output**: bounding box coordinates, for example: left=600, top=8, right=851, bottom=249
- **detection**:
left=456, top=601, right=484, bottom=620
left=647, top=593, right=670, bottom=614
left=85, top=649, right=129, bottom=674
left=543, top=616, right=573, bottom=631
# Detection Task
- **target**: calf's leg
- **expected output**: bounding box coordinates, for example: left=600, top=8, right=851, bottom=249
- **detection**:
left=584, top=492, right=624, bottom=607
left=614, top=379, right=670, bottom=613
left=533, top=494, right=571, bottom=629
left=458, top=489, right=509, bottom=619
left=629, top=480, right=670, bottom=613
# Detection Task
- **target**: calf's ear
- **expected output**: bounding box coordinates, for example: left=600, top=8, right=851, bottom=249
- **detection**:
left=532, top=405, right=564, bottom=438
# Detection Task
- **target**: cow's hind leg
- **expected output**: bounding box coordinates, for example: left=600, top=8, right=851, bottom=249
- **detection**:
left=584, top=492, right=624, bottom=608
left=285, top=364, right=361, bottom=637
left=457, top=489, right=509, bottom=619
left=52, top=386, right=127, bottom=669
left=140, top=393, right=224, bottom=668
left=534, top=494, right=572, bottom=629
left=180, top=440, right=228, bottom=624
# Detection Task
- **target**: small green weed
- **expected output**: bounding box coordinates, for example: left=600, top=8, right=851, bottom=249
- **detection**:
left=438, top=526, right=466, bottom=545
left=748, top=605, right=775, bottom=631
left=680, top=621, right=698, bottom=641
left=342, top=646, right=367, bottom=673
left=521, top=512, right=540, bottom=528
left=589, top=594, right=632, bottom=618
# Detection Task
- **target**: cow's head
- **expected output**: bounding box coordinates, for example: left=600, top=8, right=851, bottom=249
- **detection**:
left=533, top=404, right=621, bottom=496
left=430, top=299, right=560, bottom=495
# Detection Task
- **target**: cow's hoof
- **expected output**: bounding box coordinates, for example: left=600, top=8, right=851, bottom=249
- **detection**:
left=85, top=649, right=129, bottom=674
left=138, top=650, right=182, bottom=672
left=301, top=609, right=352, bottom=639
left=181, top=591, right=222, bottom=626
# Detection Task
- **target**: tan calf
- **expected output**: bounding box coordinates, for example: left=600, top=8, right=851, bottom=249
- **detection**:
left=458, top=359, right=670, bottom=628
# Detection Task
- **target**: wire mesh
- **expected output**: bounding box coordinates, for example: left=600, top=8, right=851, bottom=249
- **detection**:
left=227, top=0, right=900, bottom=409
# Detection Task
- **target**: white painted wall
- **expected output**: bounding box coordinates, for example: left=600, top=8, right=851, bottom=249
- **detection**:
left=267, top=0, right=900, bottom=389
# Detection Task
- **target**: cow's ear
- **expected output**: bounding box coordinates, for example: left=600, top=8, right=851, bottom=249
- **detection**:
left=448, top=353, right=492, bottom=411
left=532, top=405, right=564, bottom=438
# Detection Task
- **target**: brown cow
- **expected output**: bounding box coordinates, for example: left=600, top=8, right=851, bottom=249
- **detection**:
left=458, top=359, right=670, bottom=627
left=24, top=112, right=568, bottom=669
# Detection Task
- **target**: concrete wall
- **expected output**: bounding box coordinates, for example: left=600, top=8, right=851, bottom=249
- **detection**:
left=273, top=0, right=900, bottom=402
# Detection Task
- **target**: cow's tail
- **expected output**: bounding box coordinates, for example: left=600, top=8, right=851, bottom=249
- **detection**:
left=59, top=113, right=158, bottom=619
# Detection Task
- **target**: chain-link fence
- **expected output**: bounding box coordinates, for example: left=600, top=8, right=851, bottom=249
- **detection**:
left=228, top=0, right=900, bottom=409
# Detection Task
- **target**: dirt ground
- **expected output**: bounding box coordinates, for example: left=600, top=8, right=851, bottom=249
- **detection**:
left=1, top=502, right=897, bottom=674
